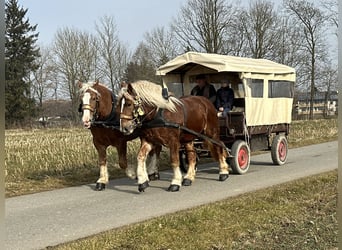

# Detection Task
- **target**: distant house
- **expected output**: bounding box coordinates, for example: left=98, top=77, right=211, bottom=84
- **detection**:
left=293, top=91, right=338, bottom=118
left=37, top=100, right=75, bottom=127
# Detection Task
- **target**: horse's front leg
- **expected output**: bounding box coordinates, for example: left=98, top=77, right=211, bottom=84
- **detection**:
left=136, top=140, right=153, bottom=192
left=182, top=141, right=197, bottom=186
left=94, top=143, right=108, bottom=191
left=167, top=143, right=182, bottom=192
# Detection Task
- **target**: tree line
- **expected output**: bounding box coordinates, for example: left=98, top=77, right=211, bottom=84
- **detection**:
left=5, top=0, right=338, bottom=127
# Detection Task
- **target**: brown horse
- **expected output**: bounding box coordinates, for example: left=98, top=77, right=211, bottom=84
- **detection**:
left=117, top=80, right=229, bottom=192
left=77, top=80, right=161, bottom=191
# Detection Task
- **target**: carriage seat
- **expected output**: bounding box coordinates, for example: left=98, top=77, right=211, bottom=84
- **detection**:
left=217, top=98, right=245, bottom=117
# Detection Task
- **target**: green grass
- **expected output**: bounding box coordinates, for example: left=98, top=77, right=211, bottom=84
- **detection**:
left=5, top=118, right=337, bottom=197
left=47, top=170, right=337, bottom=250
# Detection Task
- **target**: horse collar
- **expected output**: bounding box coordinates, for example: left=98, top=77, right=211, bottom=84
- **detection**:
left=89, top=91, right=118, bottom=127
left=102, top=92, right=117, bottom=122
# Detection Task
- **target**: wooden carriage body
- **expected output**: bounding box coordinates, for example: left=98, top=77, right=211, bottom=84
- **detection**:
left=156, top=52, right=296, bottom=173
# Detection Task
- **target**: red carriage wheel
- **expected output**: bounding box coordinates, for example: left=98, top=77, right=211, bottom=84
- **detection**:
left=271, top=134, right=288, bottom=165
left=230, top=140, right=250, bottom=174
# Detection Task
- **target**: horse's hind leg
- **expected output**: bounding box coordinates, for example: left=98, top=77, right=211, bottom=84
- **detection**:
left=182, top=141, right=197, bottom=186
left=117, top=140, right=137, bottom=180
left=209, top=142, right=229, bottom=181
left=147, top=144, right=162, bottom=180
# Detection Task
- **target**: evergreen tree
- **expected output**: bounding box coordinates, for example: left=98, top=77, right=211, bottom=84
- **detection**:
left=123, top=43, right=161, bottom=83
left=5, top=0, right=40, bottom=127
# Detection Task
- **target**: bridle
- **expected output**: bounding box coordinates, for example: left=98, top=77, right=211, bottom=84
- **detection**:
left=119, top=92, right=156, bottom=129
left=80, top=89, right=100, bottom=122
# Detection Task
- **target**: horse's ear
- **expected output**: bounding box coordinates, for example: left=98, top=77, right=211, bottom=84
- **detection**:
left=127, top=83, right=136, bottom=96
left=76, top=80, right=83, bottom=89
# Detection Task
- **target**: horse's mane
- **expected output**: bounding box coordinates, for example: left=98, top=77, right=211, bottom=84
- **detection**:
left=130, top=80, right=182, bottom=112
left=78, top=81, right=110, bottom=97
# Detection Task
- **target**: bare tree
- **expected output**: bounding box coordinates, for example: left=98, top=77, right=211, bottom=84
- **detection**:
left=143, top=26, right=180, bottom=67
left=221, top=10, right=246, bottom=56
left=53, top=27, right=97, bottom=121
left=239, top=0, right=281, bottom=59
left=171, top=0, right=235, bottom=53
left=284, top=0, right=328, bottom=119
left=321, top=0, right=338, bottom=30
left=95, top=15, right=130, bottom=92
left=30, top=45, right=55, bottom=107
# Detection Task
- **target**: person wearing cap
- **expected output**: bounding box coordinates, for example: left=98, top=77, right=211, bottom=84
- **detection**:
left=190, top=74, right=216, bottom=105
left=215, top=81, right=234, bottom=117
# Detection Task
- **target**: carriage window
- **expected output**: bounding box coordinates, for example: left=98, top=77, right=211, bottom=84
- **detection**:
left=247, top=79, right=263, bottom=98
left=268, top=80, right=294, bottom=98
left=166, top=82, right=184, bottom=98
left=237, top=83, right=244, bottom=93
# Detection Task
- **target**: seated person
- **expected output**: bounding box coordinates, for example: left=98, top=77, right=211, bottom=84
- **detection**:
left=215, top=81, right=234, bottom=117
left=190, top=74, right=216, bottom=105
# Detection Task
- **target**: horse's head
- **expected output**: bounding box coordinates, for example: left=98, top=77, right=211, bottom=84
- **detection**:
left=77, top=80, right=102, bottom=128
left=117, top=80, right=182, bottom=135
left=117, top=83, right=145, bottom=135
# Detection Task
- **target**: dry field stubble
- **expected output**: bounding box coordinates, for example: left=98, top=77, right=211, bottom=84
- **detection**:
left=5, top=127, right=160, bottom=197
left=5, top=118, right=337, bottom=197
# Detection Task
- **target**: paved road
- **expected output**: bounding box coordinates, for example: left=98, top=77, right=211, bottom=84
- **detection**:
left=5, top=141, right=337, bottom=250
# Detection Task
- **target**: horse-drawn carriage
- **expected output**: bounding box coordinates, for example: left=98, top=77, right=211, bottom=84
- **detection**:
left=156, top=52, right=296, bottom=175
left=79, top=51, right=295, bottom=192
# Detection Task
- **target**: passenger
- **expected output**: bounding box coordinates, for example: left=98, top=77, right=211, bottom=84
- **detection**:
left=190, top=74, right=216, bottom=105
left=216, top=81, right=234, bottom=117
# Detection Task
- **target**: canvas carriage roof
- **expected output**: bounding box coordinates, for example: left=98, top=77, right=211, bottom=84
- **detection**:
left=156, top=52, right=295, bottom=76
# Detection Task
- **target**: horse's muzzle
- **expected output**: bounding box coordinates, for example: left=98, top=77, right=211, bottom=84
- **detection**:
left=83, top=120, right=91, bottom=129
left=121, top=126, right=134, bottom=135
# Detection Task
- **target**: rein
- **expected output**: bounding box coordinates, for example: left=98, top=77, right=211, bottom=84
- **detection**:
left=119, top=92, right=228, bottom=152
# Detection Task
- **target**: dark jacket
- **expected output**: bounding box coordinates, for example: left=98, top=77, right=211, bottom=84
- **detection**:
left=215, top=86, right=234, bottom=110
left=191, top=84, right=216, bottom=104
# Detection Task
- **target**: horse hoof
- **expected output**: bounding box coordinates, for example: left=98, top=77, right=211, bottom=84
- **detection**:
left=219, top=174, right=229, bottom=181
left=182, top=178, right=192, bottom=186
left=148, top=172, right=160, bottom=181
left=95, top=182, right=106, bottom=191
left=167, top=184, right=180, bottom=192
left=138, top=181, right=149, bottom=192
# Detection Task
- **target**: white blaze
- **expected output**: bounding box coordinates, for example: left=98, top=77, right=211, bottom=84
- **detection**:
left=82, top=92, right=92, bottom=128
left=120, top=97, right=125, bottom=131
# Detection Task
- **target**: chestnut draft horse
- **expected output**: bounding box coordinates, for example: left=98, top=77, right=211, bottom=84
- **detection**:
left=77, top=80, right=161, bottom=191
left=118, top=80, right=230, bottom=192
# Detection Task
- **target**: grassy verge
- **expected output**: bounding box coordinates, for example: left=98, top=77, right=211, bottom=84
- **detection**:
left=5, top=118, right=337, bottom=197
left=48, top=170, right=337, bottom=250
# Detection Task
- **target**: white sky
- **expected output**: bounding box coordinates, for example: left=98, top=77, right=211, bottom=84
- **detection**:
left=17, top=0, right=336, bottom=61
left=18, top=0, right=185, bottom=50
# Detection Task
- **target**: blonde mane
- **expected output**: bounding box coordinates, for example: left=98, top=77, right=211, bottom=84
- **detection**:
left=130, top=80, right=182, bottom=112
left=78, top=81, right=109, bottom=97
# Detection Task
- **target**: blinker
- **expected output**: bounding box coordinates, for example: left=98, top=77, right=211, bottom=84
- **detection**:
left=133, top=98, right=145, bottom=117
